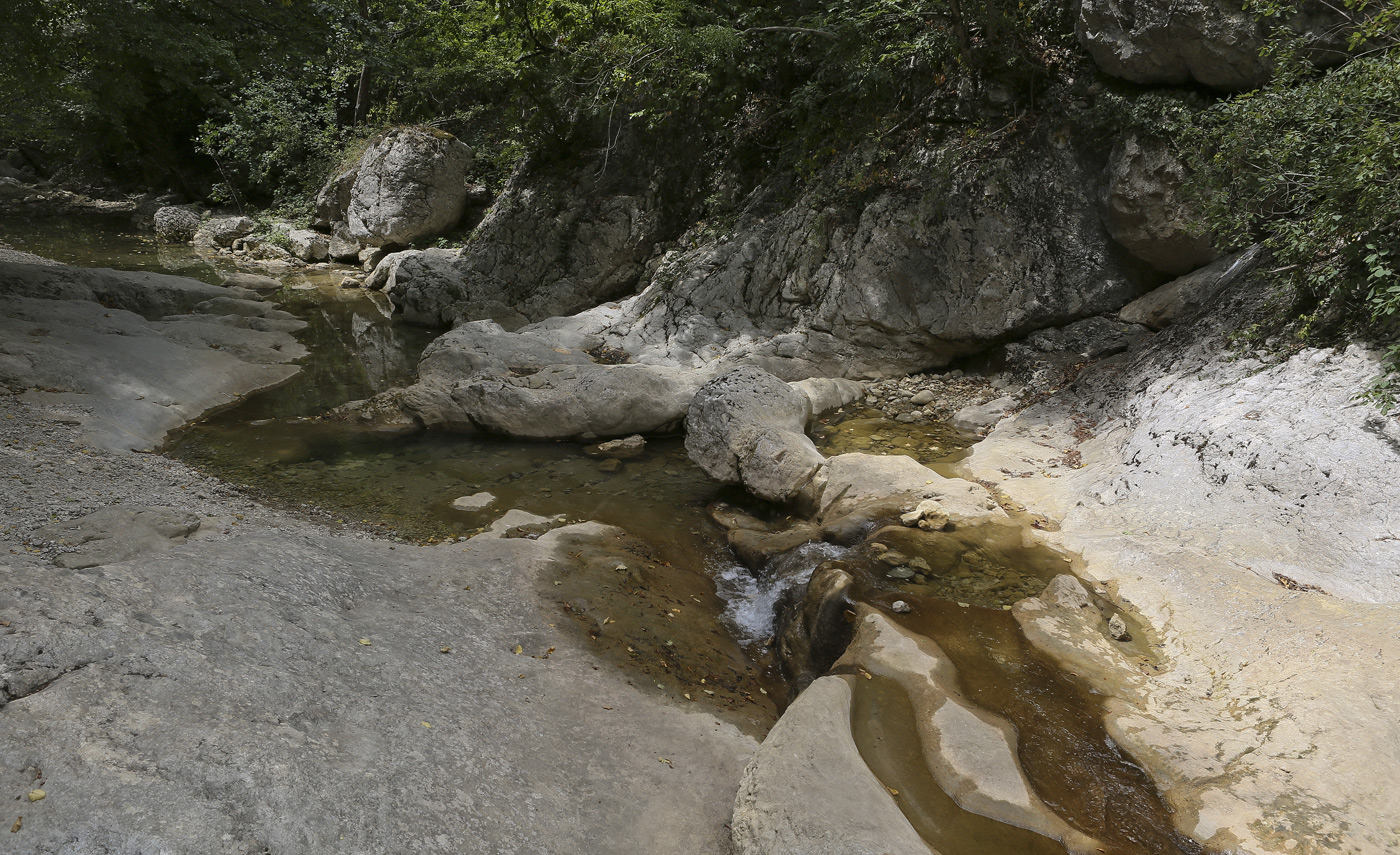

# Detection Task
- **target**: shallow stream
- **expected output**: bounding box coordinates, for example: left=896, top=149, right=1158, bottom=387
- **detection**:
left=4, top=214, right=1203, bottom=854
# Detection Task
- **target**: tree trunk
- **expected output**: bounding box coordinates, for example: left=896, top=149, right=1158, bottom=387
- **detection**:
left=353, top=0, right=371, bottom=125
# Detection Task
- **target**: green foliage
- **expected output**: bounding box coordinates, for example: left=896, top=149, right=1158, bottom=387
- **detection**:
left=199, top=76, right=349, bottom=207
left=1180, top=52, right=1400, bottom=319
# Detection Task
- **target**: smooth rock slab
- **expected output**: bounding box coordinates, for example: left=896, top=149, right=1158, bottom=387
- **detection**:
left=0, top=517, right=756, bottom=854
left=35, top=505, right=200, bottom=569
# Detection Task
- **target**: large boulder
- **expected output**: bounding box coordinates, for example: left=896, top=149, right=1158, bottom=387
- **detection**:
left=381, top=163, right=673, bottom=328
left=346, top=127, right=473, bottom=247
left=1101, top=134, right=1218, bottom=275
left=286, top=228, right=330, bottom=263
left=1078, top=0, right=1353, bottom=90
left=685, top=367, right=826, bottom=505
left=1078, top=0, right=1269, bottom=90
left=193, top=215, right=256, bottom=249
left=153, top=206, right=201, bottom=244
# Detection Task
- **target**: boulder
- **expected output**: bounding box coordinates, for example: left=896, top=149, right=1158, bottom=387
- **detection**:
left=1101, top=134, right=1218, bottom=275
left=286, top=228, right=330, bottom=263
left=328, top=223, right=361, bottom=262
left=346, top=127, right=473, bottom=247
left=153, top=206, right=201, bottom=243
left=817, top=453, right=1007, bottom=526
left=685, top=367, right=826, bottom=505
left=1025, top=315, right=1152, bottom=359
left=774, top=561, right=857, bottom=690
left=1119, top=245, right=1261, bottom=329
left=312, top=165, right=358, bottom=230
left=193, top=215, right=256, bottom=248
left=1078, top=0, right=1353, bottom=90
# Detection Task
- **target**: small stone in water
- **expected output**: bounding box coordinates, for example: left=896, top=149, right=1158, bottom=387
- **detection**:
left=891, top=600, right=912, bottom=613
left=1108, top=613, right=1132, bottom=641
left=451, top=492, right=496, bottom=512
left=887, top=567, right=915, bottom=580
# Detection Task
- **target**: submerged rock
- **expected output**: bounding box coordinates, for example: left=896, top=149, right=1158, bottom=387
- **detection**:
left=194, top=215, right=256, bottom=249
left=451, top=492, right=496, bottom=512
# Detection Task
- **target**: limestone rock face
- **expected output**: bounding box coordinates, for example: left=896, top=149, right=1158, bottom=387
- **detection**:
left=286, top=228, right=329, bottom=263
left=346, top=127, right=473, bottom=247
left=382, top=165, right=669, bottom=329
left=153, top=206, right=201, bottom=243
left=35, top=506, right=201, bottom=569
left=193, top=215, right=256, bottom=249
left=685, top=367, right=826, bottom=505
left=1101, top=134, right=1218, bottom=275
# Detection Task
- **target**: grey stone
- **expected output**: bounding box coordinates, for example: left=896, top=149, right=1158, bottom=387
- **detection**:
left=1078, top=0, right=1353, bottom=90
left=1026, top=316, right=1152, bottom=359
left=388, top=140, right=1140, bottom=378
left=0, top=262, right=304, bottom=450
left=0, top=516, right=755, bottom=854
left=685, top=367, right=826, bottom=505
left=731, top=676, right=929, bottom=855
left=193, top=216, right=257, bottom=248
left=328, top=223, right=361, bottom=262
left=950, top=396, right=1018, bottom=433
left=1107, top=612, right=1131, bottom=641
left=311, top=165, right=358, bottom=230
left=346, top=127, right=473, bottom=247
left=220, top=272, right=283, bottom=293
left=153, top=206, right=201, bottom=243
left=286, top=228, right=329, bottom=263
left=1119, top=246, right=1261, bottom=329
left=1101, top=134, right=1218, bottom=274
left=910, top=390, right=936, bottom=406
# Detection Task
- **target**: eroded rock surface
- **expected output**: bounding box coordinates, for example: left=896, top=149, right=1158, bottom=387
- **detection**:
left=1101, top=134, right=1218, bottom=275
left=962, top=275, right=1400, bottom=852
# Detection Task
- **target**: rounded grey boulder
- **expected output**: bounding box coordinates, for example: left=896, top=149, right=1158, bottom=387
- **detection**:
left=684, top=366, right=825, bottom=505
left=153, top=206, right=201, bottom=244
left=347, top=127, right=473, bottom=247
left=1101, top=134, right=1218, bottom=275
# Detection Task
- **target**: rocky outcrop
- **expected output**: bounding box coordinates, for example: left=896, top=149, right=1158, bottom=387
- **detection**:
left=285, top=228, right=329, bottom=262
left=731, top=675, right=931, bottom=855
left=446, top=139, right=1145, bottom=379
left=1118, top=245, right=1260, bottom=328
left=377, top=162, right=673, bottom=329
left=1078, top=0, right=1355, bottom=90
left=346, top=127, right=473, bottom=247
left=153, top=206, right=201, bottom=243
left=685, top=367, right=827, bottom=505
left=961, top=273, right=1400, bottom=852
left=311, top=165, right=357, bottom=230
left=1101, top=134, right=1218, bottom=275
left=0, top=260, right=305, bottom=450
left=193, top=215, right=256, bottom=249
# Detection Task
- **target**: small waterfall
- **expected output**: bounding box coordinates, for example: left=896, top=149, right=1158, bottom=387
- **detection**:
left=709, top=541, right=852, bottom=645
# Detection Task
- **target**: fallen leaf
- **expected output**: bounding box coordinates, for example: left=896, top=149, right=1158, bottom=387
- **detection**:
left=357, top=639, right=371, bottom=646
left=421, top=722, right=431, bottom=728
left=440, top=647, right=452, bottom=654
left=886, top=787, right=900, bottom=796
left=26, top=791, right=43, bottom=802
left=9, top=817, right=18, bottom=833
left=512, top=645, right=523, bottom=654
left=658, top=757, right=672, bottom=766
